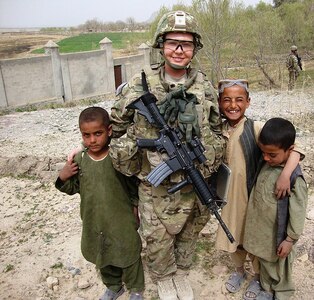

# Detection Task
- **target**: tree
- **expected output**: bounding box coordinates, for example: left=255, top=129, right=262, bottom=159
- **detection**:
left=302, top=0, right=314, bottom=49
left=191, top=0, right=241, bottom=82
left=126, top=17, right=136, bottom=32
left=274, top=0, right=284, bottom=7
left=273, top=0, right=298, bottom=8
left=278, top=2, right=306, bottom=46
left=83, top=18, right=102, bottom=32
left=247, top=4, right=285, bottom=58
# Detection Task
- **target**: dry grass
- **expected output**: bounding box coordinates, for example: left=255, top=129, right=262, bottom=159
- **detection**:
left=0, top=32, right=68, bottom=59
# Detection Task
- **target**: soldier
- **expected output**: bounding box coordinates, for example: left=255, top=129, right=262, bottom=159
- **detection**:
left=110, top=10, right=225, bottom=300
left=286, top=45, right=302, bottom=91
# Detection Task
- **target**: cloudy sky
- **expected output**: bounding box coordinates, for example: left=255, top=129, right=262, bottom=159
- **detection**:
left=0, top=0, right=273, bottom=28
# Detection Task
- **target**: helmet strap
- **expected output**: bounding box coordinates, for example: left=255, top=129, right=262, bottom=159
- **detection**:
left=168, top=61, right=190, bottom=70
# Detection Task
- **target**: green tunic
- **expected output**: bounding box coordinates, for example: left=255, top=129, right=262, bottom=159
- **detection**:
left=244, top=163, right=308, bottom=262
left=55, top=151, right=142, bottom=269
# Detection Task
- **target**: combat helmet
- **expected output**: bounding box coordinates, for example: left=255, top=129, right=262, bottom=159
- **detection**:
left=152, top=11, right=203, bottom=52
left=291, top=45, right=298, bottom=51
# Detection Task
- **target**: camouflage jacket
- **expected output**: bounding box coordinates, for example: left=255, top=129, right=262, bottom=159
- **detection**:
left=110, top=66, right=225, bottom=184
left=286, top=54, right=301, bottom=73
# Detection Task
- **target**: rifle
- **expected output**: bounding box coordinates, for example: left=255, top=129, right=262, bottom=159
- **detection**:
left=296, top=55, right=302, bottom=70
left=126, top=70, right=235, bottom=243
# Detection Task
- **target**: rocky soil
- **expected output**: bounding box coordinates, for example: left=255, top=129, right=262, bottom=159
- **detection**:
left=0, top=89, right=313, bottom=300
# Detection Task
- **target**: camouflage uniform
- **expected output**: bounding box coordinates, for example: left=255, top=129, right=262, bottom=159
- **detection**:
left=110, top=10, right=225, bottom=284
left=110, top=67, right=225, bottom=281
left=286, top=46, right=301, bottom=90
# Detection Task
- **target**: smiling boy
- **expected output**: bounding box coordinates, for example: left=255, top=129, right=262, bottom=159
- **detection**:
left=215, top=80, right=303, bottom=300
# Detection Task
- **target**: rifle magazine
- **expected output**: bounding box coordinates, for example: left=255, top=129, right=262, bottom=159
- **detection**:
left=146, top=162, right=173, bottom=187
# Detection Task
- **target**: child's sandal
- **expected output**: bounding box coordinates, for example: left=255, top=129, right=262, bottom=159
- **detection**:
left=256, top=290, right=274, bottom=300
left=225, top=272, right=247, bottom=293
left=243, top=279, right=262, bottom=299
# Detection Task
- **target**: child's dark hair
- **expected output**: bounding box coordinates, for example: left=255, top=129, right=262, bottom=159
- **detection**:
left=79, top=107, right=110, bottom=128
left=258, top=117, right=296, bottom=151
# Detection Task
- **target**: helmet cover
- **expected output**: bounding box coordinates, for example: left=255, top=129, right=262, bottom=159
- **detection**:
left=291, top=45, right=298, bottom=51
left=152, top=11, right=203, bottom=51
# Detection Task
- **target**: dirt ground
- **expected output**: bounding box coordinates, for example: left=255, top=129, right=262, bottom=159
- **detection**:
left=0, top=90, right=313, bottom=300
left=0, top=32, right=70, bottom=59
left=0, top=33, right=313, bottom=300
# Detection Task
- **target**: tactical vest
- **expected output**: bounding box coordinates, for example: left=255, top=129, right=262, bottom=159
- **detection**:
left=140, top=68, right=221, bottom=177
left=286, top=54, right=299, bottom=71
left=111, top=66, right=223, bottom=181
left=239, top=118, right=262, bottom=196
left=286, top=54, right=293, bottom=69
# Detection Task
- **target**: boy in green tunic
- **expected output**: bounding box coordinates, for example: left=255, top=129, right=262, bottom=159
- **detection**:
left=56, top=107, right=144, bottom=300
left=244, top=118, right=308, bottom=300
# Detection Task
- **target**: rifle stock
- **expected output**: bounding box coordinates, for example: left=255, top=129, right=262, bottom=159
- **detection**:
left=126, top=70, right=235, bottom=243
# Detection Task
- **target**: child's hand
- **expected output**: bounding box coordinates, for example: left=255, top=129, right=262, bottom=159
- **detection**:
left=275, top=171, right=290, bottom=199
left=67, top=147, right=83, bottom=162
left=59, top=160, right=79, bottom=182
left=277, top=240, right=293, bottom=258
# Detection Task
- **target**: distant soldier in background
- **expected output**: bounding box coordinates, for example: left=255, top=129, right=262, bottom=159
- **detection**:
left=286, top=45, right=302, bottom=91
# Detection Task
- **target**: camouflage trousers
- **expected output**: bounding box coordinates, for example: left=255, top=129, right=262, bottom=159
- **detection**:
left=138, top=181, right=210, bottom=282
left=288, top=70, right=299, bottom=90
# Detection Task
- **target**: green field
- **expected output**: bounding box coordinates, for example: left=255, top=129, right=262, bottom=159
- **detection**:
left=32, top=31, right=150, bottom=54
